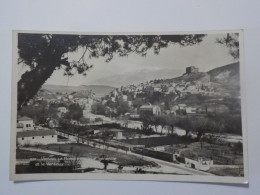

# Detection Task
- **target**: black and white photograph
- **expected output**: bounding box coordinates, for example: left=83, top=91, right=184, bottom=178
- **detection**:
left=10, top=30, right=248, bottom=183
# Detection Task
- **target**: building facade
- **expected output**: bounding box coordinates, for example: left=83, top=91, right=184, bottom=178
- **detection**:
left=17, top=116, right=35, bottom=131
left=17, top=130, right=58, bottom=146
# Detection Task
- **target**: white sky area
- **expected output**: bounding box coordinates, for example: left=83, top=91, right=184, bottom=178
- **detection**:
left=18, top=33, right=237, bottom=87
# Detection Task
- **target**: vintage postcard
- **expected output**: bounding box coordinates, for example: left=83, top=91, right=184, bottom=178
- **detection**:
left=10, top=30, right=248, bottom=184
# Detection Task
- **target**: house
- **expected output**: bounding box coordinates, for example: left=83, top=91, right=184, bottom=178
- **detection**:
left=168, top=86, right=175, bottom=93
left=111, top=97, right=116, bottom=102
left=154, top=87, right=162, bottom=92
left=57, top=107, right=68, bottom=117
left=93, top=130, right=101, bottom=134
left=186, top=107, right=197, bottom=114
left=122, top=95, right=128, bottom=101
left=184, top=157, right=213, bottom=171
left=87, top=98, right=94, bottom=105
left=57, top=107, right=68, bottom=113
left=173, top=152, right=213, bottom=171
left=127, top=101, right=132, bottom=107
left=84, top=104, right=92, bottom=111
left=16, top=123, right=24, bottom=132
left=178, top=104, right=187, bottom=111
left=111, top=90, right=118, bottom=97
left=102, top=99, right=108, bottom=105
left=185, top=85, right=197, bottom=92
left=140, top=104, right=161, bottom=115
left=17, top=116, right=35, bottom=131
left=17, top=129, right=57, bottom=146
left=68, top=95, right=74, bottom=100
left=129, top=114, right=140, bottom=119
left=171, top=105, right=179, bottom=112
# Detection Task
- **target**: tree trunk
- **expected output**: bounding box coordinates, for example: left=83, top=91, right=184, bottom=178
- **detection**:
left=17, top=53, right=62, bottom=109
left=161, top=126, right=164, bottom=134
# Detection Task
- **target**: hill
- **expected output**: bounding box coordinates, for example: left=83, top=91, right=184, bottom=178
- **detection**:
left=207, top=62, right=240, bottom=97
left=207, top=62, right=239, bottom=83
left=169, top=72, right=210, bottom=83
left=42, top=84, right=115, bottom=98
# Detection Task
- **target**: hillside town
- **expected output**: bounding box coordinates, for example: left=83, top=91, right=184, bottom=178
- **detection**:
left=16, top=64, right=244, bottom=176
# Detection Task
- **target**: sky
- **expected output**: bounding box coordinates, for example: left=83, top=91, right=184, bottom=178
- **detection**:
left=18, top=33, right=238, bottom=87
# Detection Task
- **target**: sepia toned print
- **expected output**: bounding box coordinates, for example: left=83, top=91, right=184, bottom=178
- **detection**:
left=10, top=30, right=248, bottom=183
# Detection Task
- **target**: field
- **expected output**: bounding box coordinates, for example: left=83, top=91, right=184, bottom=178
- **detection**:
left=208, top=167, right=244, bottom=177
left=164, top=142, right=243, bottom=165
left=16, top=149, right=62, bottom=159
left=39, top=143, right=157, bottom=167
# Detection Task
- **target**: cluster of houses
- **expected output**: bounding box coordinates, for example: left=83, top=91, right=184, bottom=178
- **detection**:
left=94, top=66, right=220, bottom=119
left=116, top=66, right=215, bottom=99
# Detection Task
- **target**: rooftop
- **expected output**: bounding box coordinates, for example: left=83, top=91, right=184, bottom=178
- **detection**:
left=140, top=105, right=153, bottom=109
left=17, top=130, right=57, bottom=138
left=18, top=116, right=33, bottom=121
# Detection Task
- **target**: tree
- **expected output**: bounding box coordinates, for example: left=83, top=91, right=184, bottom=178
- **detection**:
left=117, top=101, right=129, bottom=116
left=100, top=130, right=112, bottom=150
left=18, top=104, right=58, bottom=124
left=91, top=102, right=106, bottom=115
left=176, top=116, right=208, bottom=140
left=190, top=117, right=209, bottom=141
left=101, top=159, right=110, bottom=170
left=17, top=33, right=205, bottom=109
left=158, top=115, right=168, bottom=134
left=140, top=112, right=154, bottom=134
left=64, top=103, right=83, bottom=120
left=175, top=116, right=191, bottom=136
left=166, top=114, right=176, bottom=134
left=216, top=33, right=239, bottom=60
left=79, top=117, right=90, bottom=124
left=203, top=118, right=225, bottom=145
left=132, top=98, right=145, bottom=108
left=150, top=115, right=160, bottom=133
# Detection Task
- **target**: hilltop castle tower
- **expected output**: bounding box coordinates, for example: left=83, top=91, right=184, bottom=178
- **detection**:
left=186, top=66, right=199, bottom=74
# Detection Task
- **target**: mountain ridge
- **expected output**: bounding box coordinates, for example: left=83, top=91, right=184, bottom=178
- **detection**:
left=41, top=84, right=115, bottom=98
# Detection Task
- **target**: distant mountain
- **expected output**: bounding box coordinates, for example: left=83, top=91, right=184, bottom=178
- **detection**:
left=42, top=84, right=115, bottom=98
left=89, top=68, right=183, bottom=87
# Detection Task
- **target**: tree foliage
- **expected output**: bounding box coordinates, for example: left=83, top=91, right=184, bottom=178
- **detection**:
left=91, top=102, right=106, bottom=115
left=17, top=33, right=205, bottom=109
left=18, top=103, right=58, bottom=124
left=116, top=101, right=129, bottom=115
left=216, top=33, right=239, bottom=60
left=64, top=103, right=83, bottom=120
